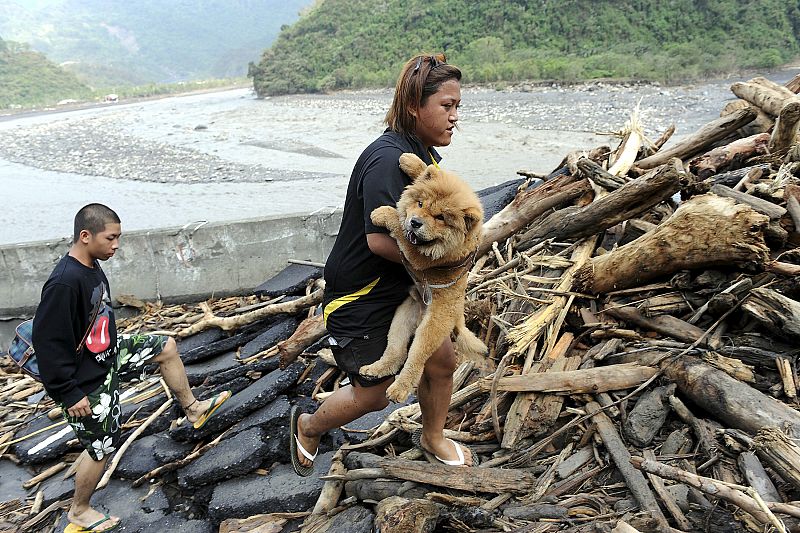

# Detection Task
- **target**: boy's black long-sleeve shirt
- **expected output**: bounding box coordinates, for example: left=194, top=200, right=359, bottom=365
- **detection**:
left=32, top=255, right=116, bottom=407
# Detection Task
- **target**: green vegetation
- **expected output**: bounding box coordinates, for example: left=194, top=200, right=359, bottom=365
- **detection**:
left=0, top=37, right=90, bottom=108
left=250, top=0, right=800, bottom=96
left=0, top=34, right=250, bottom=110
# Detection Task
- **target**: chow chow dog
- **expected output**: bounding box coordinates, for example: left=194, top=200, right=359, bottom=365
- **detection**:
left=360, top=153, right=488, bottom=402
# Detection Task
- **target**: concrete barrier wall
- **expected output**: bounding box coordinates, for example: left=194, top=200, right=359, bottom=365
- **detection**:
left=0, top=209, right=342, bottom=319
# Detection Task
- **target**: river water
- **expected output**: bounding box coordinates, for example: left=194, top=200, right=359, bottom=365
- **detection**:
left=0, top=69, right=796, bottom=245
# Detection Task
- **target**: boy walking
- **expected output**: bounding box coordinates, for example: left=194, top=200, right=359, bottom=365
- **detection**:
left=32, top=203, right=230, bottom=532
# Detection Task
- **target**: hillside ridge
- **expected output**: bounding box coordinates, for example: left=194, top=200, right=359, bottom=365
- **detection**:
left=250, top=0, right=800, bottom=96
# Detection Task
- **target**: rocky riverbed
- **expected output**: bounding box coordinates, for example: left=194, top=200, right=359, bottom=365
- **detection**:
left=0, top=76, right=782, bottom=186
left=0, top=69, right=796, bottom=245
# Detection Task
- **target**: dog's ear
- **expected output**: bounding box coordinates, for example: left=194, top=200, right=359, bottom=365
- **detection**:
left=462, top=206, right=483, bottom=233
left=399, top=153, right=427, bottom=181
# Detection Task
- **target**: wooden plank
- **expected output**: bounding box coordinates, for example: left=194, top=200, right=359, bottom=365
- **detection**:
left=501, top=333, right=573, bottom=449
left=484, top=363, right=657, bottom=394
left=379, top=457, right=536, bottom=494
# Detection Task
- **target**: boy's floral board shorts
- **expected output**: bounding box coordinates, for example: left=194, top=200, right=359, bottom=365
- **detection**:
left=61, top=334, right=168, bottom=460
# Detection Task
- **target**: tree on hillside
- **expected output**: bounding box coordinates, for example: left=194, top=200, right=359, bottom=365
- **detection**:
left=249, top=0, right=800, bottom=96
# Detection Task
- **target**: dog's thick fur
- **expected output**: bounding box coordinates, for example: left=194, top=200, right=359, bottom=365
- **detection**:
left=360, top=153, right=488, bottom=402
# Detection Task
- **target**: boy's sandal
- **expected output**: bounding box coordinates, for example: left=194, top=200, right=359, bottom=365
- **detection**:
left=192, top=390, right=231, bottom=430
left=64, top=514, right=119, bottom=532
left=290, top=405, right=317, bottom=477
left=411, top=428, right=479, bottom=467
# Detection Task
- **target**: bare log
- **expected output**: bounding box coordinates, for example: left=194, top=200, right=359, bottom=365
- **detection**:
left=482, top=363, right=657, bottom=394
left=741, top=287, right=800, bottom=341
left=709, top=184, right=787, bottom=219
left=176, top=288, right=323, bottom=337
left=278, top=314, right=327, bottom=368
left=310, top=450, right=346, bottom=516
left=375, top=496, right=438, bottom=533
left=479, top=174, right=590, bottom=256
left=753, top=427, right=800, bottom=491
left=502, top=333, right=575, bottom=449
left=517, top=159, right=683, bottom=251
left=576, top=157, right=627, bottom=190
left=605, top=306, right=714, bottom=348
left=721, top=100, right=774, bottom=136
left=732, top=79, right=799, bottom=116
left=586, top=402, right=669, bottom=529
left=630, top=456, right=773, bottom=525
left=575, top=194, right=769, bottom=294
left=770, top=100, right=800, bottom=155
left=635, top=108, right=757, bottom=169
left=787, top=73, right=800, bottom=94
left=738, top=451, right=782, bottom=503
left=689, top=133, right=770, bottom=179
left=662, top=355, right=800, bottom=437
left=643, top=449, right=692, bottom=531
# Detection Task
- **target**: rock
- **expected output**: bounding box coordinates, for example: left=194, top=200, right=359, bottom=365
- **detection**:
left=181, top=321, right=271, bottom=364
left=176, top=328, right=225, bottom=354
left=40, top=471, right=75, bottom=506
left=477, top=178, right=526, bottom=221
left=227, top=395, right=291, bottom=439
left=170, top=362, right=306, bottom=441
left=90, top=479, right=169, bottom=531
left=254, top=263, right=322, bottom=298
left=149, top=515, right=215, bottom=532
left=139, top=486, right=170, bottom=513
left=660, top=429, right=691, bottom=456
left=113, top=435, right=162, bottom=479
left=323, top=505, right=375, bottom=533
left=178, top=428, right=269, bottom=488
left=238, top=316, right=300, bottom=359
left=204, top=356, right=280, bottom=387
left=503, top=503, right=568, bottom=520
left=11, top=415, right=77, bottom=465
left=184, top=350, right=240, bottom=386
left=152, top=433, right=195, bottom=463
left=0, top=459, right=32, bottom=501
left=208, top=453, right=333, bottom=523
left=622, top=384, right=676, bottom=447
left=666, top=483, right=690, bottom=513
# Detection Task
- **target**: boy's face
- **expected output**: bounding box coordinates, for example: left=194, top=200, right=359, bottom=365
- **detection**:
left=81, top=223, right=121, bottom=261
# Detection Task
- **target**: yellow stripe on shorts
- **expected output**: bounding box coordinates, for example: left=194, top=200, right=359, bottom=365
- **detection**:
left=323, top=277, right=381, bottom=327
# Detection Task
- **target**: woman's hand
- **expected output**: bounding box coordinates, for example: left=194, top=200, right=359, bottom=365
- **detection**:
left=367, top=232, right=402, bottom=263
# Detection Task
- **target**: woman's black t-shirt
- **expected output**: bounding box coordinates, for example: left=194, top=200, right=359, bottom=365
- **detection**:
left=322, top=130, right=440, bottom=337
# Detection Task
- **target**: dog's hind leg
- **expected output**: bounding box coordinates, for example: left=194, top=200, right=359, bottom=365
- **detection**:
left=386, top=302, right=453, bottom=403
left=360, top=292, right=421, bottom=378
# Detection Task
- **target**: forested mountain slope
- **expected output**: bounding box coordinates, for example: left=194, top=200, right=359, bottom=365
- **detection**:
left=250, top=0, right=800, bottom=96
left=0, top=0, right=313, bottom=85
left=0, top=36, right=89, bottom=108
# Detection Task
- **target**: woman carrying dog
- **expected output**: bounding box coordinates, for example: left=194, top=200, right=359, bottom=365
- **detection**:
left=290, top=52, right=476, bottom=474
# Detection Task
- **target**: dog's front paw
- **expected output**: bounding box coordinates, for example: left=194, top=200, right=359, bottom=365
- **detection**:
left=360, top=361, right=390, bottom=378
left=370, top=206, right=397, bottom=228
left=385, top=380, right=412, bottom=403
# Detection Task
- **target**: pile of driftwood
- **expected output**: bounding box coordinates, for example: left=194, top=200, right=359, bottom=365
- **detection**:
left=3, top=72, right=800, bottom=533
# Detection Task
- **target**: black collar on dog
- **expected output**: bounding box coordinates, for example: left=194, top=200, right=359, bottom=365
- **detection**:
left=400, top=246, right=478, bottom=306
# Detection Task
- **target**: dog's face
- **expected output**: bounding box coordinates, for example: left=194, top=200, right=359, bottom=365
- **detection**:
left=396, top=156, right=483, bottom=261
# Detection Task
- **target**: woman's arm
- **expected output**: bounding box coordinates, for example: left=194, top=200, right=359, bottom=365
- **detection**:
left=367, top=232, right=402, bottom=263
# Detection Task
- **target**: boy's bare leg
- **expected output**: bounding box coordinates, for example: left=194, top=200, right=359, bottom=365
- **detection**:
left=295, top=379, right=392, bottom=467
left=67, top=455, right=119, bottom=528
left=151, top=337, right=227, bottom=423
left=417, top=338, right=475, bottom=465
